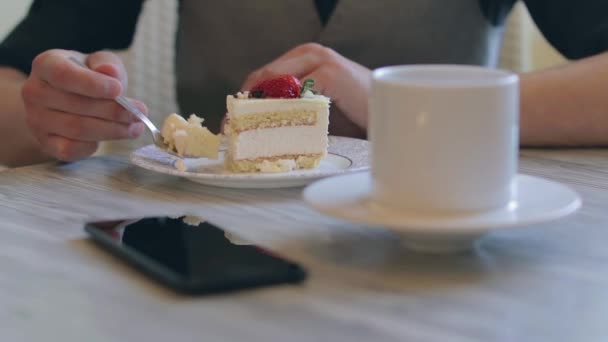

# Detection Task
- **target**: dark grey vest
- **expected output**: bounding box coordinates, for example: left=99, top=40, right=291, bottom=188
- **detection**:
left=175, top=0, right=514, bottom=132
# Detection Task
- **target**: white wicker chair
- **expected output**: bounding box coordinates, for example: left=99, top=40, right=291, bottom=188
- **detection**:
left=102, top=0, right=179, bottom=154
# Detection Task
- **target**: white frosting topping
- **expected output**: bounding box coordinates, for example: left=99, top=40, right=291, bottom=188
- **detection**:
left=301, top=90, right=317, bottom=98
left=227, top=95, right=330, bottom=118
left=235, top=91, right=250, bottom=99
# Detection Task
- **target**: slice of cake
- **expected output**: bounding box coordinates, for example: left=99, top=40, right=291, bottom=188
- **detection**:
left=224, top=75, right=330, bottom=173
left=161, top=113, right=220, bottom=159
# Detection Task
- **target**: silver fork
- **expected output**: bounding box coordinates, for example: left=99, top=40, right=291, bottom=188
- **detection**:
left=68, top=56, right=170, bottom=153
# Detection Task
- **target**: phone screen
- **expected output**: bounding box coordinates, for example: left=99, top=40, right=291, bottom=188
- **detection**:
left=85, top=216, right=306, bottom=294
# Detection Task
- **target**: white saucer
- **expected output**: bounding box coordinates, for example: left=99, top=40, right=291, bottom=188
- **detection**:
left=303, top=172, right=581, bottom=253
left=130, top=136, right=369, bottom=189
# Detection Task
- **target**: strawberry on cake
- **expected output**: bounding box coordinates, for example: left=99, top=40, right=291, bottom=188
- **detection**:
left=224, top=75, right=330, bottom=173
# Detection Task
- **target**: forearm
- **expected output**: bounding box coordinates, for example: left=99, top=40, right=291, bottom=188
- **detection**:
left=0, top=67, right=49, bottom=166
left=520, top=51, right=608, bottom=146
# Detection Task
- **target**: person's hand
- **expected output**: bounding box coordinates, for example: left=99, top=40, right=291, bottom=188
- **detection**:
left=241, top=43, right=370, bottom=138
left=22, top=50, right=147, bottom=161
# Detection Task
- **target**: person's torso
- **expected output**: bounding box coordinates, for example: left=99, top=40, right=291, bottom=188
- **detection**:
left=175, top=0, right=516, bottom=132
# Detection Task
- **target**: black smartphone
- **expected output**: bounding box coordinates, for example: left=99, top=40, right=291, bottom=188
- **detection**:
left=84, top=216, right=307, bottom=294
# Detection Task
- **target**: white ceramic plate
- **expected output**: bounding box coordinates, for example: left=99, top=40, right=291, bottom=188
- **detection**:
left=303, top=172, right=581, bottom=253
left=130, top=136, right=369, bottom=188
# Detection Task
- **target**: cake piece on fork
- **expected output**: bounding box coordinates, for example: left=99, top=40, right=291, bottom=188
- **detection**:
left=161, top=113, right=220, bottom=159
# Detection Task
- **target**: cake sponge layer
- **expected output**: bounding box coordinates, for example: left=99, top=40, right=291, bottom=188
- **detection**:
left=228, top=110, right=317, bottom=132
left=226, top=154, right=324, bottom=173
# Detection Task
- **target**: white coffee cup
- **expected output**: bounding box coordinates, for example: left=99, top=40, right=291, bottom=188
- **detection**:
left=369, top=65, right=519, bottom=214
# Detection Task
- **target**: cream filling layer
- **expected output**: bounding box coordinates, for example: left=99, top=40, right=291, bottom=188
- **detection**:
left=231, top=124, right=328, bottom=160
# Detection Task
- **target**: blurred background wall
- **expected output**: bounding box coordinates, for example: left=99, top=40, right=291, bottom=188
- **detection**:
left=0, top=1, right=569, bottom=152
left=0, top=1, right=568, bottom=108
